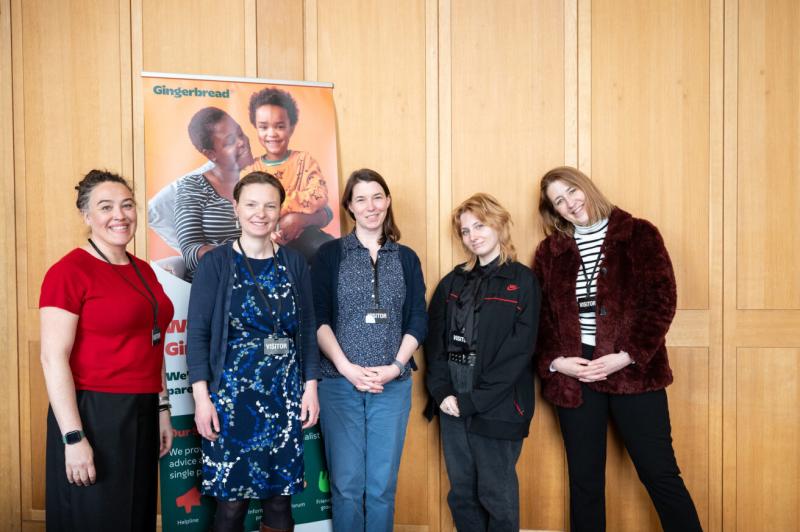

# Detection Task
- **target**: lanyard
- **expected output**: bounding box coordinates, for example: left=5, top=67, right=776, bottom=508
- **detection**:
left=371, top=256, right=381, bottom=307
left=578, top=255, right=601, bottom=296
left=87, top=238, right=159, bottom=331
left=237, top=239, right=282, bottom=335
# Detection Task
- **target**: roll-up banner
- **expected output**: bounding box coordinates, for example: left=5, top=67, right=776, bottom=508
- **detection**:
left=143, top=72, right=338, bottom=532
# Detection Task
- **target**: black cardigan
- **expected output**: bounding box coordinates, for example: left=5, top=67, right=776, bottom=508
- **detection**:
left=424, top=260, right=541, bottom=440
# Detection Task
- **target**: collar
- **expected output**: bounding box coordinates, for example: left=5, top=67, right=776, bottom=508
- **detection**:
left=546, top=207, right=634, bottom=256
left=342, top=230, right=399, bottom=252
left=455, top=259, right=516, bottom=280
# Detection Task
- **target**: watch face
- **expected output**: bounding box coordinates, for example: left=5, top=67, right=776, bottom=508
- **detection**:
left=64, top=430, right=83, bottom=445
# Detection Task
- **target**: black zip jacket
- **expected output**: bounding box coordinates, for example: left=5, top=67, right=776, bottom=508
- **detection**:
left=424, top=260, right=541, bottom=440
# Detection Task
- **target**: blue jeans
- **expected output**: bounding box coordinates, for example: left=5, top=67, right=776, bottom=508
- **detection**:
left=318, top=376, right=412, bottom=532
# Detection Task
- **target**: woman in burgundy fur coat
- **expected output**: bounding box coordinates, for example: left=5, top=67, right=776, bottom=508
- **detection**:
left=533, top=166, right=701, bottom=532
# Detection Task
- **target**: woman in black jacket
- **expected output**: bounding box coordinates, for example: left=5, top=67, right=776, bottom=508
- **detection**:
left=425, top=193, right=540, bottom=532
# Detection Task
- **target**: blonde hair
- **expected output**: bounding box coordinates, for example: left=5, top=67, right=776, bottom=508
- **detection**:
left=538, top=166, right=615, bottom=237
left=451, top=193, right=517, bottom=271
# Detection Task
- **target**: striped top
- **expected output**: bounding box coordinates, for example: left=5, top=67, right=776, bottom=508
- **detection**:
left=174, top=174, right=241, bottom=279
left=574, top=218, right=608, bottom=346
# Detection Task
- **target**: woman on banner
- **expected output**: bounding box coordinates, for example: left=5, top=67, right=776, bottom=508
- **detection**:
left=187, top=171, right=320, bottom=532
left=311, top=168, right=427, bottom=532
left=40, top=169, right=175, bottom=532
left=174, top=106, right=254, bottom=280
left=533, top=166, right=701, bottom=531
left=242, top=87, right=333, bottom=259
left=424, top=193, right=540, bottom=532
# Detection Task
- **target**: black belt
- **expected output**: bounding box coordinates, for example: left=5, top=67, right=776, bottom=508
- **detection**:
left=448, top=352, right=477, bottom=366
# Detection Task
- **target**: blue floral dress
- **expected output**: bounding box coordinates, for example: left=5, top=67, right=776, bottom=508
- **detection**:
left=202, top=252, right=304, bottom=500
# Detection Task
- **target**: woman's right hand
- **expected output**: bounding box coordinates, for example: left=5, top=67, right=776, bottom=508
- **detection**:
left=439, top=395, right=460, bottom=417
left=65, top=439, right=96, bottom=486
left=339, top=361, right=383, bottom=393
left=194, top=396, right=220, bottom=441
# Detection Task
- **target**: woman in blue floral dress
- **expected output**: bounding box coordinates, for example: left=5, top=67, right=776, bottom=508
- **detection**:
left=187, top=171, right=320, bottom=532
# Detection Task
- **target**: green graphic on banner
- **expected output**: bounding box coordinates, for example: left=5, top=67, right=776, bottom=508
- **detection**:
left=160, top=415, right=332, bottom=531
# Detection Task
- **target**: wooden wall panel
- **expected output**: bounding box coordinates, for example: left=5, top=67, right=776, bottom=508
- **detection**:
left=255, top=0, right=305, bottom=80
left=591, top=0, right=710, bottom=310
left=1, top=0, right=21, bottom=527
left=315, top=0, right=432, bottom=527
left=449, top=1, right=566, bottom=530
left=141, top=0, right=247, bottom=76
left=737, top=0, right=800, bottom=310
left=14, top=0, right=131, bottom=519
left=736, top=348, right=800, bottom=531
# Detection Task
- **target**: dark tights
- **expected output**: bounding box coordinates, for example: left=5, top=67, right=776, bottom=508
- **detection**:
left=213, top=495, right=293, bottom=532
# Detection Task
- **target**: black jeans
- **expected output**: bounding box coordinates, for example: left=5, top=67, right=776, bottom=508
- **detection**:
left=557, top=383, right=702, bottom=532
left=440, top=413, right=523, bottom=532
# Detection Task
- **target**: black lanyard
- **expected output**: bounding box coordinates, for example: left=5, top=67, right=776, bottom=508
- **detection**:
left=371, top=256, right=381, bottom=307
left=87, top=238, right=159, bottom=332
left=237, top=239, right=282, bottom=335
left=578, top=255, right=601, bottom=295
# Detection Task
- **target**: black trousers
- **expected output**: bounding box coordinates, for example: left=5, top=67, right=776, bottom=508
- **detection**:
left=46, top=391, right=159, bottom=532
left=440, top=413, right=523, bottom=532
left=557, top=378, right=701, bottom=532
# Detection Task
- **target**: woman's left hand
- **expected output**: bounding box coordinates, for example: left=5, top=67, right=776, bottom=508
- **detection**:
left=301, top=380, right=319, bottom=429
left=581, top=351, right=633, bottom=382
left=158, top=410, right=174, bottom=458
left=367, top=364, right=402, bottom=386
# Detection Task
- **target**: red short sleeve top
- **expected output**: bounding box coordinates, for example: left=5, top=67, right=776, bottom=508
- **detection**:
left=39, top=248, right=175, bottom=393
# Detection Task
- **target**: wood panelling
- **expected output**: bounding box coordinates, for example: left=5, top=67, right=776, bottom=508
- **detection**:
left=1, top=0, right=21, bottom=527
left=255, top=0, right=305, bottom=80
left=736, top=349, right=800, bottom=531
left=141, top=0, right=247, bottom=75
left=591, top=0, right=710, bottom=310
left=737, top=0, right=800, bottom=310
left=315, top=0, right=431, bottom=527
left=6, top=0, right=797, bottom=531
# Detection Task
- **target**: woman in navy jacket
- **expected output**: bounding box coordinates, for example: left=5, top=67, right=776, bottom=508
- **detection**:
left=311, top=168, right=426, bottom=532
left=187, top=171, right=319, bottom=532
left=425, top=193, right=540, bottom=532
left=534, top=166, right=701, bottom=532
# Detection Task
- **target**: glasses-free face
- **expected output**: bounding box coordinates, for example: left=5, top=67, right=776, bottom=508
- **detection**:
left=459, top=210, right=500, bottom=264
left=254, top=105, right=294, bottom=161
left=234, top=183, right=282, bottom=239
left=204, top=115, right=253, bottom=172
left=546, top=179, right=590, bottom=226
left=348, top=180, right=391, bottom=234
left=83, top=181, right=137, bottom=249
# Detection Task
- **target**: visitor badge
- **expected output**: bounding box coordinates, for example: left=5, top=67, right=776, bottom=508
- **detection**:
left=577, top=296, right=596, bottom=314
left=451, top=332, right=468, bottom=348
left=264, top=337, right=291, bottom=356
left=152, top=326, right=162, bottom=346
left=365, top=309, right=389, bottom=324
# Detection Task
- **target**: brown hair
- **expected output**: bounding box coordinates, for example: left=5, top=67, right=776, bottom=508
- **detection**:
left=341, top=168, right=401, bottom=245
left=538, top=166, right=615, bottom=237
left=233, top=171, right=286, bottom=205
left=451, top=193, right=516, bottom=271
left=75, top=169, right=133, bottom=212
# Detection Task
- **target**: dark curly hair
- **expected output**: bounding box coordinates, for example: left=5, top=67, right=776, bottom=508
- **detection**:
left=75, top=169, right=133, bottom=212
left=248, top=88, right=299, bottom=127
left=187, top=107, right=230, bottom=153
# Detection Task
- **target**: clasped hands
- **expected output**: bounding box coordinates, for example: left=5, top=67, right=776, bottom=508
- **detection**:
left=340, top=361, right=401, bottom=393
left=552, top=351, right=633, bottom=382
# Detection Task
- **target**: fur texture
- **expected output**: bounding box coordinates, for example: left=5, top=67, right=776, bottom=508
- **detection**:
left=533, top=208, right=675, bottom=408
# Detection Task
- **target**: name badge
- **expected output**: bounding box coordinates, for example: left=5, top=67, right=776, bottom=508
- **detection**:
left=152, top=326, right=162, bottom=346
left=365, top=309, right=389, bottom=324
left=451, top=332, right=468, bottom=348
left=264, top=337, right=291, bottom=356
left=577, top=296, right=596, bottom=314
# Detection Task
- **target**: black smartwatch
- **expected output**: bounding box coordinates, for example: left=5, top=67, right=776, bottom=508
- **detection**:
left=62, top=430, right=85, bottom=445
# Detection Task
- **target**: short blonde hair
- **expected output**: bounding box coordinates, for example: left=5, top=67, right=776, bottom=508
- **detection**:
left=451, top=193, right=517, bottom=271
left=538, top=166, right=615, bottom=237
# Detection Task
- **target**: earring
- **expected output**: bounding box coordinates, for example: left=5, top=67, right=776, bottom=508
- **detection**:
left=235, top=218, right=240, bottom=230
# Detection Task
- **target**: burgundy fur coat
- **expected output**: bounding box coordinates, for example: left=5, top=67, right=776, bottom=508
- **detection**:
left=533, top=208, right=675, bottom=408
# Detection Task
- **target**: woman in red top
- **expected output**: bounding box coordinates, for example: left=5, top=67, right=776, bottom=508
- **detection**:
left=40, top=169, right=175, bottom=532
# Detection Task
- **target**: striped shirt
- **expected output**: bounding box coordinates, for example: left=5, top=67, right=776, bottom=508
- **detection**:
left=174, top=174, right=241, bottom=279
left=574, top=218, right=608, bottom=346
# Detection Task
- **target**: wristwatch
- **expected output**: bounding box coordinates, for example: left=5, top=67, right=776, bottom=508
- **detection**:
left=62, top=430, right=85, bottom=445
